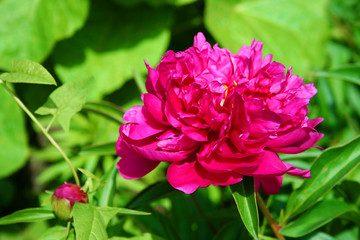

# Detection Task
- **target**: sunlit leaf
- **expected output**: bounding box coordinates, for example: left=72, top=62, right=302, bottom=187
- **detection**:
left=230, top=176, right=259, bottom=240
left=36, top=77, right=94, bottom=131
left=98, top=163, right=117, bottom=207
left=0, top=0, right=89, bottom=69
left=284, top=136, right=360, bottom=223
left=315, top=64, right=360, bottom=85
left=0, top=208, right=54, bottom=225
left=281, top=200, right=358, bottom=237
left=0, top=59, right=56, bottom=85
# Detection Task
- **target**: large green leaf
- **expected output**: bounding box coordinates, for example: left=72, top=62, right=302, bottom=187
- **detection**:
left=315, top=65, right=360, bottom=85
left=72, top=203, right=150, bottom=240
left=36, top=77, right=94, bottom=131
left=204, top=0, right=329, bottom=74
left=0, top=0, right=89, bottom=69
left=0, top=208, right=54, bottom=225
left=53, top=0, right=173, bottom=99
left=281, top=200, right=359, bottom=237
left=230, top=176, right=259, bottom=240
left=0, top=86, right=28, bottom=178
left=283, top=136, right=360, bottom=223
left=0, top=59, right=56, bottom=85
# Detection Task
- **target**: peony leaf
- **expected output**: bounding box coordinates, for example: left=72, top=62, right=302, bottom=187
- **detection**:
left=0, top=59, right=56, bottom=85
left=314, top=64, right=360, bottom=85
left=0, top=0, right=89, bottom=70
left=39, top=226, right=75, bottom=240
left=35, top=77, right=94, bottom=131
left=0, top=86, right=28, bottom=179
left=230, top=176, right=259, bottom=240
left=98, top=162, right=118, bottom=207
left=204, top=0, right=329, bottom=74
left=281, top=200, right=359, bottom=237
left=82, top=101, right=124, bottom=125
left=284, top=136, right=360, bottom=223
left=53, top=0, right=173, bottom=99
left=0, top=208, right=55, bottom=225
left=72, top=203, right=150, bottom=240
left=213, top=220, right=253, bottom=240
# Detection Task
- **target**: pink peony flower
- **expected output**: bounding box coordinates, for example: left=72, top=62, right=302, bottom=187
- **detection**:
left=51, top=182, right=88, bottom=221
left=116, top=33, right=323, bottom=195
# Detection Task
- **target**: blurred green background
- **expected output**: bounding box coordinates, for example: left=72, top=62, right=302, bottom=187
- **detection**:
left=0, top=0, right=360, bottom=239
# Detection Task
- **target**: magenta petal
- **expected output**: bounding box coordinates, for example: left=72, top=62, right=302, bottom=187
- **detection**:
left=255, top=176, right=283, bottom=195
left=116, top=138, right=159, bottom=179
left=283, top=162, right=311, bottom=178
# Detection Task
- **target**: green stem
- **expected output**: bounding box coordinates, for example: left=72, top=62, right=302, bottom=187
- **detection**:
left=45, top=114, right=56, bottom=132
left=256, top=194, right=285, bottom=240
left=0, top=80, right=80, bottom=186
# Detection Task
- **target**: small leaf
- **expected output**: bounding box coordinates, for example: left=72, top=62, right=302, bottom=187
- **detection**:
left=284, top=136, right=360, bottom=223
left=281, top=200, right=358, bottom=237
left=315, top=64, right=360, bottom=85
left=0, top=208, right=55, bottom=225
left=36, top=77, right=94, bottom=131
left=0, top=59, right=56, bottom=85
left=72, top=203, right=150, bottom=240
left=230, top=176, right=259, bottom=240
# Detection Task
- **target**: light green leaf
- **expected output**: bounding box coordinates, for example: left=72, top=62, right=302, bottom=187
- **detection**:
left=36, top=77, right=94, bottom=131
left=53, top=0, right=173, bottom=99
left=79, top=142, right=117, bottom=156
left=0, top=59, right=56, bottom=85
left=0, top=0, right=89, bottom=69
left=0, top=86, right=28, bottom=178
left=230, top=176, right=259, bottom=240
left=83, top=101, right=124, bottom=125
left=39, top=225, right=75, bottom=240
left=72, top=203, right=150, bottom=240
left=98, top=163, right=118, bottom=207
left=204, top=0, right=329, bottom=74
left=314, top=64, right=360, bottom=85
left=284, top=136, right=360, bottom=223
left=281, top=200, right=358, bottom=237
left=0, top=208, right=55, bottom=225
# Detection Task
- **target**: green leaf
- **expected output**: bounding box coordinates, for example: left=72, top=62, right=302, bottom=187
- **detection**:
left=0, top=86, right=28, bottom=178
left=39, top=225, right=75, bottom=240
left=72, top=203, right=150, bottom=240
left=204, top=0, right=329, bottom=74
left=315, top=65, right=360, bottom=85
left=213, top=220, right=252, bottom=240
left=127, top=181, right=177, bottom=209
left=0, top=208, right=55, bottom=225
left=83, top=101, right=124, bottom=125
left=281, top=200, right=358, bottom=237
left=36, top=77, right=94, bottom=131
left=0, top=59, right=56, bottom=85
left=98, top=163, right=118, bottom=207
left=79, top=142, right=117, bottom=156
left=53, top=0, right=173, bottom=99
left=0, top=0, right=89, bottom=69
left=284, top=136, right=360, bottom=223
left=230, top=176, right=259, bottom=240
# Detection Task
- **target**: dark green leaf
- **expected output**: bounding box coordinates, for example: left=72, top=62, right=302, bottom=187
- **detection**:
left=230, top=176, right=259, bottom=240
left=204, top=0, right=329, bottom=74
left=36, top=77, right=94, bottom=131
left=315, top=65, right=360, bottom=85
left=281, top=200, right=358, bottom=237
left=284, top=136, right=360, bottom=223
left=0, top=59, right=56, bottom=85
left=0, top=86, right=28, bottom=178
left=213, top=220, right=252, bottom=240
left=0, top=0, right=89, bottom=69
left=0, top=208, right=54, bottom=225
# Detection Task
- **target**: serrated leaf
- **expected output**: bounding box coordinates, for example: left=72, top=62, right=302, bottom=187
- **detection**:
left=0, top=86, right=28, bottom=178
left=315, top=64, right=360, bottom=85
left=281, top=200, right=358, bottom=237
left=230, top=176, right=259, bottom=240
left=0, top=0, right=89, bottom=69
left=204, top=0, right=329, bottom=74
left=0, top=59, right=56, bottom=85
left=284, top=136, right=360, bottom=223
left=53, top=0, right=173, bottom=99
left=36, top=77, right=94, bottom=131
left=72, top=203, right=150, bottom=240
left=0, top=208, right=55, bottom=225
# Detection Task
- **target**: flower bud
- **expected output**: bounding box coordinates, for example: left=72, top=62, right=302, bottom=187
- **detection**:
left=51, top=182, right=88, bottom=221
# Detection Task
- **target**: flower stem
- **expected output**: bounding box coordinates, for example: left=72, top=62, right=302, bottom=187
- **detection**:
left=0, top=80, right=80, bottom=186
left=256, top=194, right=285, bottom=240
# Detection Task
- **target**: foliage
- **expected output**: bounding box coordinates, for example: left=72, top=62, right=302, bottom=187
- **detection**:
left=0, top=0, right=360, bottom=239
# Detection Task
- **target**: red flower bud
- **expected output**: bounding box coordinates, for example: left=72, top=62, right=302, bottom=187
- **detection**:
left=51, top=182, right=88, bottom=221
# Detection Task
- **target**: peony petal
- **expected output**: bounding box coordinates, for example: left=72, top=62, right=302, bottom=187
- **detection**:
left=142, top=93, right=168, bottom=125
left=255, top=176, right=283, bottom=195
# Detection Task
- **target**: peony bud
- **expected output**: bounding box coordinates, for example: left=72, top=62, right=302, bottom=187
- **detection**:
left=51, top=182, right=88, bottom=221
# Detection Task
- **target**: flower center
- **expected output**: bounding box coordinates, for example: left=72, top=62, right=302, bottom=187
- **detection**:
left=220, top=81, right=238, bottom=107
